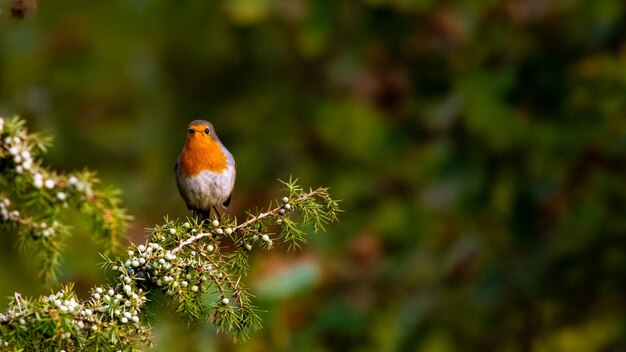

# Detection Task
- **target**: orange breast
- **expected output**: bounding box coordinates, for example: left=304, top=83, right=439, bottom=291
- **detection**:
left=180, top=136, right=227, bottom=176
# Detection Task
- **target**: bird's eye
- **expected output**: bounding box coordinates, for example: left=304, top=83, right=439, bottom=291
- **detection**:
left=205, top=128, right=211, bottom=135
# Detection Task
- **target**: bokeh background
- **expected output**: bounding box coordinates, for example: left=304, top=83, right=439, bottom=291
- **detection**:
left=2, top=0, right=626, bottom=350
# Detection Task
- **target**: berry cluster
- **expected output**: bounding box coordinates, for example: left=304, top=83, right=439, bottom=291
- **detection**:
left=0, top=198, right=18, bottom=222
left=90, top=284, right=145, bottom=326
left=0, top=195, right=65, bottom=239
left=0, top=284, right=150, bottom=350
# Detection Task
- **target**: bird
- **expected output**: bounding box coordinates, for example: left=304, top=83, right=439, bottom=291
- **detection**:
left=175, top=120, right=236, bottom=223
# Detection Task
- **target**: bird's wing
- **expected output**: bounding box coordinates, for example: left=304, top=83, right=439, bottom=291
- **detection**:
left=174, top=157, right=194, bottom=211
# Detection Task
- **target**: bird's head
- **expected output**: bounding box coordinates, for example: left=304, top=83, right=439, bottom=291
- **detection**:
left=186, top=120, right=219, bottom=144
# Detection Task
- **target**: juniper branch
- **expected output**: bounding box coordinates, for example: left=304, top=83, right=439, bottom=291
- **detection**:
left=0, top=116, right=130, bottom=280
left=0, top=117, right=340, bottom=351
left=172, top=186, right=330, bottom=254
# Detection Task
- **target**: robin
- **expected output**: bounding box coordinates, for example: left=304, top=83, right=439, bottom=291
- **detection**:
left=175, top=120, right=236, bottom=222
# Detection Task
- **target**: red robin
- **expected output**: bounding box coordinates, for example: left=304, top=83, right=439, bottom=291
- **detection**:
left=175, top=120, right=236, bottom=222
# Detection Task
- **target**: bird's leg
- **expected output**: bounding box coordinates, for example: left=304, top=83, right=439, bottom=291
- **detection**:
left=201, top=209, right=211, bottom=226
left=212, top=206, right=221, bottom=222
left=193, top=210, right=200, bottom=224
left=193, top=209, right=210, bottom=227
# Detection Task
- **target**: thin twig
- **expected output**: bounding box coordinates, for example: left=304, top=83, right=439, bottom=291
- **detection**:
left=14, top=293, right=22, bottom=314
left=171, top=190, right=317, bottom=254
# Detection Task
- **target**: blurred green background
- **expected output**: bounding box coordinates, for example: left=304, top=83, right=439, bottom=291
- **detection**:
left=2, top=0, right=626, bottom=351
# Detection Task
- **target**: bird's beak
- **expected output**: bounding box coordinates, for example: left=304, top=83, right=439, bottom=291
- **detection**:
left=188, top=128, right=195, bottom=134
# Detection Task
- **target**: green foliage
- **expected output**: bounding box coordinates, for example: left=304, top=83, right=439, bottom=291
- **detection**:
left=0, top=116, right=129, bottom=281
left=280, top=177, right=341, bottom=250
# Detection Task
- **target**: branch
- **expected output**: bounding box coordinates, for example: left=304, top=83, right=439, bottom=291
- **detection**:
left=0, top=116, right=130, bottom=281
left=172, top=188, right=320, bottom=254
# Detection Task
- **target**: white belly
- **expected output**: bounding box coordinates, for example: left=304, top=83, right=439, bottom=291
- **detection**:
left=177, top=166, right=235, bottom=210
